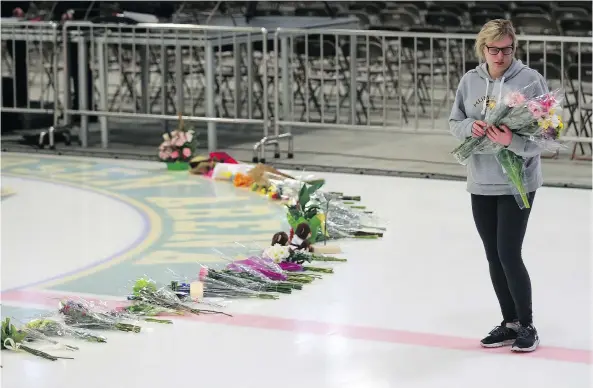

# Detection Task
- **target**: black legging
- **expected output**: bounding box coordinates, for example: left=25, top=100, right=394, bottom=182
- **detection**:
left=471, top=192, right=536, bottom=326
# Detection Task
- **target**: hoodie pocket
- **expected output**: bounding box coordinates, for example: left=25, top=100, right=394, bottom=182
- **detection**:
left=467, top=154, right=509, bottom=185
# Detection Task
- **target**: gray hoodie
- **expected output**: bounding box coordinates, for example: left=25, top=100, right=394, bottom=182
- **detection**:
left=449, top=59, right=549, bottom=196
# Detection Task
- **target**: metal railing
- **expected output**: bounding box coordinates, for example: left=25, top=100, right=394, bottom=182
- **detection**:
left=266, top=27, right=591, bottom=136
left=60, top=21, right=270, bottom=151
left=0, top=21, right=61, bottom=122
left=1, top=21, right=591, bottom=161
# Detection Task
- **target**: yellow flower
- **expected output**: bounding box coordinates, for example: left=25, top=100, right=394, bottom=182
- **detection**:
left=488, top=100, right=496, bottom=109
left=539, top=119, right=551, bottom=130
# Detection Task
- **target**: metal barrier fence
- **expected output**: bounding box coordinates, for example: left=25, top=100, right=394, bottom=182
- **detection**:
left=266, top=27, right=592, bottom=160
left=0, top=21, right=61, bottom=123
left=1, top=21, right=591, bottom=161
left=61, top=21, right=270, bottom=151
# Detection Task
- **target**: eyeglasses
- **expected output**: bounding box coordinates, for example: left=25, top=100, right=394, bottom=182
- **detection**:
left=486, top=46, right=514, bottom=55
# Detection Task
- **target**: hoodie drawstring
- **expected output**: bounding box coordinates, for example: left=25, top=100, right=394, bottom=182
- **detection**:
left=497, top=77, right=505, bottom=104
left=480, top=76, right=506, bottom=116
left=481, top=79, right=490, bottom=115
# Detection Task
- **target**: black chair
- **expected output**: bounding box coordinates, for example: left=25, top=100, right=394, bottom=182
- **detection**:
left=558, top=17, right=592, bottom=36
left=348, top=3, right=382, bottom=15
left=379, top=9, right=418, bottom=30
left=385, top=2, right=422, bottom=20
left=566, top=64, right=592, bottom=159
left=470, top=11, right=508, bottom=29
left=428, top=3, right=468, bottom=16
left=512, top=15, right=560, bottom=35
left=510, top=6, right=549, bottom=19
left=468, top=3, right=509, bottom=13
left=424, top=11, right=464, bottom=32
left=552, top=7, right=590, bottom=21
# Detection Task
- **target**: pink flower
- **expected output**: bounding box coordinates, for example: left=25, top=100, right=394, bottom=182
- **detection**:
left=539, top=94, right=556, bottom=112
left=159, top=150, right=170, bottom=160
left=528, top=101, right=545, bottom=119
left=182, top=147, right=191, bottom=158
left=171, top=151, right=179, bottom=159
left=504, top=91, right=526, bottom=107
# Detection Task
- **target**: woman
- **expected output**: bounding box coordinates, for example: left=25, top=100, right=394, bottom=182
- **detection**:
left=448, top=19, right=549, bottom=353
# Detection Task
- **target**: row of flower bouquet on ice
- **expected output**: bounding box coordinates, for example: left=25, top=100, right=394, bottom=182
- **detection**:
left=1, top=226, right=349, bottom=362
left=451, top=82, right=566, bottom=209
left=188, top=158, right=387, bottom=243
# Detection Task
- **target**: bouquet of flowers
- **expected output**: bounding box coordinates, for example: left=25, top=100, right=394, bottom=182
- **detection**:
left=200, top=267, right=295, bottom=294
left=451, top=83, right=565, bottom=208
left=1, top=318, right=73, bottom=361
left=158, top=113, right=197, bottom=163
left=171, top=276, right=279, bottom=300
left=263, top=243, right=346, bottom=264
left=217, top=262, right=303, bottom=291
left=111, top=305, right=176, bottom=324
left=59, top=300, right=142, bottom=333
left=25, top=318, right=107, bottom=343
left=226, top=254, right=319, bottom=284
left=262, top=244, right=336, bottom=274
left=129, top=278, right=232, bottom=317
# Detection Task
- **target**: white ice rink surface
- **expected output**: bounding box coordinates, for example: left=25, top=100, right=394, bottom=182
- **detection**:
left=1, top=176, right=147, bottom=291
left=0, top=155, right=591, bottom=387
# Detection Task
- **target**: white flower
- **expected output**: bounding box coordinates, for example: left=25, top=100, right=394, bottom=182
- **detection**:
left=263, top=244, right=290, bottom=263
left=550, top=114, right=561, bottom=128
left=186, top=131, right=193, bottom=143
left=162, top=133, right=170, bottom=141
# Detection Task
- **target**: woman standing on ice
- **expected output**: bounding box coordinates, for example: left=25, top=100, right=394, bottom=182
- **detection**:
left=448, top=19, right=548, bottom=353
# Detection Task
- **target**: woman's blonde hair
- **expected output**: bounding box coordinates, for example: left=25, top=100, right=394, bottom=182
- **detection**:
left=474, top=19, right=517, bottom=61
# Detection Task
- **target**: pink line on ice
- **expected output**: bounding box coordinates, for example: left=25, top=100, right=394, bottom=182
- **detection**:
left=2, top=289, right=590, bottom=365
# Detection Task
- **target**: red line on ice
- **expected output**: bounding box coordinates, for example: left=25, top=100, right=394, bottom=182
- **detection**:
left=2, top=289, right=590, bottom=365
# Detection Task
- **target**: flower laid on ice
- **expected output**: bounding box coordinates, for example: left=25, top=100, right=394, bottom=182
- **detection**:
left=503, top=91, right=526, bottom=107
left=263, top=244, right=291, bottom=263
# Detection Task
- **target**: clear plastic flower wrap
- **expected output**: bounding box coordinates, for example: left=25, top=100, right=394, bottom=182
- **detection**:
left=451, top=82, right=566, bottom=209
left=212, top=250, right=305, bottom=291
left=59, top=299, right=142, bottom=333
left=25, top=317, right=108, bottom=343
left=221, top=247, right=320, bottom=284
left=129, top=277, right=232, bottom=317
left=171, top=269, right=279, bottom=300
left=110, top=304, right=176, bottom=325
left=13, top=317, right=80, bottom=352
left=199, top=264, right=295, bottom=294
left=1, top=317, right=74, bottom=361
left=311, top=191, right=386, bottom=239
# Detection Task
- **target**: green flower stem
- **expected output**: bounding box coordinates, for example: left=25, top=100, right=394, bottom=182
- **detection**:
left=19, top=345, right=73, bottom=361
left=497, top=149, right=530, bottom=209
left=311, top=255, right=347, bottom=262
left=303, top=266, right=334, bottom=274
left=451, top=135, right=490, bottom=164
left=142, top=318, right=173, bottom=324
left=114, top=323, right=141, bottom=333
